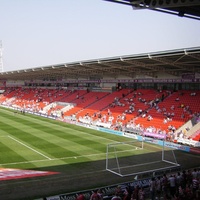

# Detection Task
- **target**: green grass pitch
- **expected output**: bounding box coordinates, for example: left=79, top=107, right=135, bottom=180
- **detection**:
left=0, top=107, right=134, bottom=170
left=0, top=107, right=199, bottom=200
left=0, top=107, right=199, bottom=171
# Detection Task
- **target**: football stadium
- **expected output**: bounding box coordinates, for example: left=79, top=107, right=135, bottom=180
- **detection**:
left=0, top=1, right=200, bottom=200
left=0, top=47, right=200, bottom=199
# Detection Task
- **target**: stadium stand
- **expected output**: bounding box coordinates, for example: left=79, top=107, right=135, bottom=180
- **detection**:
left=0, top=86, right=199, bottom=146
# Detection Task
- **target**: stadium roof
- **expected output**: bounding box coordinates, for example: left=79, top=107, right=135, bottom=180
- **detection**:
left=0, top=47, right=200, bottom=81
left=104, top=0, right=200, bottom=20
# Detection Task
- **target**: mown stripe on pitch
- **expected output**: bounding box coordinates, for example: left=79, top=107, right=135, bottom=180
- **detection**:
left=0, top=112, right=108, bottom=153
left=0, top=108, right=112, bottom=138
left=0, top=117, right=105, bottom=161
left=0, top=108, right=126, bottom=144
left=0, top=108, right=124, bottom=159
left=0, top=115, right=105, bottom=156
left=0, top=139, right=36, bottom=168
left=0, top=119, right=81, bottom=158
left=0, top=136, right=51, bottom=167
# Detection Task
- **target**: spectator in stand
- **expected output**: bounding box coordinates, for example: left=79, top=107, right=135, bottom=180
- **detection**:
left=138, top=109, right=143, bottom=115
left=168, top=175, right=176, bottom=198
left=155, top=176, right=162, bottom=200
left=149, top=177, right=156, bottom=200
left=138, top=187, right=145, bottom=200
left=115, top=185, right=123, bottom=198
left=190, top=92, right=196, bottom=96
left=184, top=184, right=193, bottom=199
left=181, top=170, right=187, bottom=189
left=108, top=115, right=114, bottom=124
left=147, top=115, right=153, bottom=121
left=111, top=192, right=122, bottom=200
left=175, top=172, right=182, bottom=191
left=97, top=189, right=104, bottom=200
left=90, top=189, right=102, bottom=200
left=142, top=112, right=146, bottom=118
left=175, top=97, right=180, bottom=101
left=76, top=193, right=85, bottom=200
left=131, top=185, right=139, bottom=200
left=121, top=113, right=126, bottom=120
left=161, top=174, right=168, bottom=199
left=192, top=168, right=198, bottom=179
left=123, top=186, right=131, bottom=200
left=100, top=114, right=105, bottom=122
left=192, top=176, right=199, bottom=195
left=163, top=118, right=168, bottom=124
left=176, top=185, right=184, bottom=199
left=186, top=169, right=193, bottom=185
left=195, top=184, right=200, bottom=200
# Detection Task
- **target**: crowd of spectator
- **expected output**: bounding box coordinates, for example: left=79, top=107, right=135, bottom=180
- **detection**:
left=77, top=90, right=200, bottom=144
left=76, top=168, right=200, bottom=200
left=1, top=87, right=200, bottom=144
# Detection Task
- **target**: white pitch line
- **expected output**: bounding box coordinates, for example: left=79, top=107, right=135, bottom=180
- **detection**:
left=8, top=136, right=52, bottom=160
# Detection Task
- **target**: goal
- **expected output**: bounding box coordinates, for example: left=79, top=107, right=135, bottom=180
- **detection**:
left=106, top=139, right=180, bottom=177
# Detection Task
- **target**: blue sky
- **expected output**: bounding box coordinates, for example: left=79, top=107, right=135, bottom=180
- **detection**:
left=0, top=0, right=200, bottom=72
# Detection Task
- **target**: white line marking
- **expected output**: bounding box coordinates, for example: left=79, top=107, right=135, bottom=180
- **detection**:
left=7, top=136, right=52, bottom=160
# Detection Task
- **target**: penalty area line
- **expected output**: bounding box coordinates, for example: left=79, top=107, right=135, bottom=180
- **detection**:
left=8, top=135, right=52, bottom=160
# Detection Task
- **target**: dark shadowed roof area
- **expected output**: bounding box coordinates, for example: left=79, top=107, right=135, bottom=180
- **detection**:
left=104, top=0, right=200, bottom=20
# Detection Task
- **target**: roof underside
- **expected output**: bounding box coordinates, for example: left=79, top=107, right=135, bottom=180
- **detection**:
left=1, top=47, right=200, bottom=81
left=104, top=0, right=200, bottom=20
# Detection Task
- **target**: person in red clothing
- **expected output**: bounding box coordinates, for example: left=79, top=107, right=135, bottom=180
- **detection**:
left=97, top=189, right=103, bottom=200
left=123, top=186, right=131, bottom=200
left=90, top=189, right=102, bottom=200
left=76, top=193, right=85, bottom=200
left=131, top=185, right=139, bottom=200
left=115, top=185, right=123, bottom=198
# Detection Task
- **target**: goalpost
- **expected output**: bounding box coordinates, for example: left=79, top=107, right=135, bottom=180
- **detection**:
left=106, top=138, right=180, bottom=177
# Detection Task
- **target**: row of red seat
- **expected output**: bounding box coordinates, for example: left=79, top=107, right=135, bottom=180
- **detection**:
left=0, top=87, right=199, bottom=140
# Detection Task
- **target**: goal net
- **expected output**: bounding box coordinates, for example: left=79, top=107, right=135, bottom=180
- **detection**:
left=106, top=139, right=180, bottom=177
